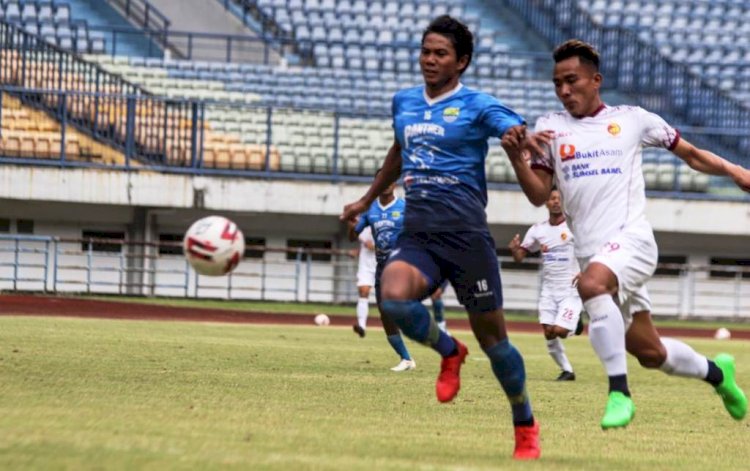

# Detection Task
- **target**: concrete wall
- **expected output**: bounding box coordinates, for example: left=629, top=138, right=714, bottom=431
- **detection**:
left=0, top=165, right=748, bottom=317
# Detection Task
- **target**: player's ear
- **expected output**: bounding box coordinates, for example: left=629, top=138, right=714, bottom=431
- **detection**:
left=457, top=54, right=469, bottom=74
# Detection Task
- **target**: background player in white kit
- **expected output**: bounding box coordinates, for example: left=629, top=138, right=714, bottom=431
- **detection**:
left=508, top=188, right=583, bottom=381
left=353, top=226, right=376, bottom=338
left=502, top=39, right=749, bottom=430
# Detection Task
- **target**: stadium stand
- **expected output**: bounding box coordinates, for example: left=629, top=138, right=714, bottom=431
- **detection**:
left=0, top=0, right=106, bottom=53
left=1, top=92, right=129, bottom=163
left=0, top=0, right=743, bottom=194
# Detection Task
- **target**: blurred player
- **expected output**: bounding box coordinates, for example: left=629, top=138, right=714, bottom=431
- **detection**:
left=341, top=15, right=547, bottom=460
left=430, top=280, right=449, bottom=334
left=348, top=178, right=415, bottom=372
left=502, top=39, right=749, bottom=429
left=352, top=226, right=376, bottom=338
left=508, top=188, right=583, bottom=381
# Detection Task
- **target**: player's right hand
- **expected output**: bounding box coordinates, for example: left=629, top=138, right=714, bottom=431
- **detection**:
left=340, top=199, right=368, bottom=223
left=501, top=126, right=526, bottom=160
left=508, top=233, right=521, bottom=250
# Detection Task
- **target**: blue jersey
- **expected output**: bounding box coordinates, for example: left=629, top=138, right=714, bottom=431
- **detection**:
left=392, top=84, right=524, bottom=232
left=355, top=197, right=406, bottom=264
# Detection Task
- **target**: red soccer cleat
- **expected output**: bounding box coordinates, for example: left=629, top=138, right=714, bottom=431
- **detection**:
left=513, top=420, right=541, bottom=460
left=435, top=338, right=469, bottom=402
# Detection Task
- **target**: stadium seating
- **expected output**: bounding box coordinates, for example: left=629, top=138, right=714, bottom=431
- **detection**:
left=0, top=0, right=106, bottom=53
left=0, top=92, right=128, bottom=164
left=0, top=0, right=719, bottom=193
left=578, top=0, right=750, bottom=106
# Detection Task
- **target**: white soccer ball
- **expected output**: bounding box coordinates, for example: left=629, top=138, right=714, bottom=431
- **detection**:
left=314, top=313, right=330, bottom=326
left=183, top=216, right=245, bottom=276
left=714, top=327, right=731, bottom=340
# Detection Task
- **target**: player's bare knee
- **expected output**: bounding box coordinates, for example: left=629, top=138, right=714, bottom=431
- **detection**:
left=633, top=344, right=667, bottom=369
left=576, top=273, right=610, bottom=301
left=542, top=326, right=556, bottom=340
left=552, top=326, right=570, bottom=338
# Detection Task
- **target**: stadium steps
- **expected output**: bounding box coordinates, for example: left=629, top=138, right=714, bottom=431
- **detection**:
left=0, top=93, right=130, bottom=165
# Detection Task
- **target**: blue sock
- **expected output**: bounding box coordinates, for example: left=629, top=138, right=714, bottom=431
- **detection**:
left=484, top=339, right=534, bottom=425
left=386, top=334, right=412, bottom=361
left=380, top=300, right=456, bottom=357
left=432, top=298, right=445, bottom=323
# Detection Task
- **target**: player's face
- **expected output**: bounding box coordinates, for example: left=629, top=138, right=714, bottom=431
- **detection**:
left=552, top=57, right=602, bottom=118
left=546, top=190, right=562, bottom=216
left=420, top=33, right=468, bottom=95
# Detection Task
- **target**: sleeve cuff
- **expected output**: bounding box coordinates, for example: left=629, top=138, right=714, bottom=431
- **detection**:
left=668, top=129, right=681, bottom=151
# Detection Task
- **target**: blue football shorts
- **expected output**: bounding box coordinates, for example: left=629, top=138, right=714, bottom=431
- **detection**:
left=386, top=231, right=504, bottom=314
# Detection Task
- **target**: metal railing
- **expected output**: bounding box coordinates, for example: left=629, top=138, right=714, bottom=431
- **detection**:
left=0, top=234, right=749, bottom=319
left=106, top=0, right=171, bottom=36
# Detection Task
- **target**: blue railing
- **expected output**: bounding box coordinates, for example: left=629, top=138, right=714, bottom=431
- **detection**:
left=498, top=0, right=750, bottom=166
left=107, top=0, right=170, bottom=34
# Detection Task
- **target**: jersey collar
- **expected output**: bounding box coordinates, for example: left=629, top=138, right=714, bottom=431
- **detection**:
left=571, top=102, right=607, bottom=119
left=423, top=83, right=463, bottom=106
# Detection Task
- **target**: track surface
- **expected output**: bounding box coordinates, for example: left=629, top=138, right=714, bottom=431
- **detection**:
left=1, top=294, right=748, bottom=340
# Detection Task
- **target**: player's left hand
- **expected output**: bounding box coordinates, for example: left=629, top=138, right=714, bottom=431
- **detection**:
left=572, top=273, right=581, bottom=287
left=523, top=130, right=554, bottom=159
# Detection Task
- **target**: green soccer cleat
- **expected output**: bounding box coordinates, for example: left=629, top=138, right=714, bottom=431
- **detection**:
left=601, top=391, right=635, bottom=430
left=714, top=354, right=748, bottom=420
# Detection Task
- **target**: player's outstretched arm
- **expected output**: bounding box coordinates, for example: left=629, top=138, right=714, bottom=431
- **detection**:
left=502, top=126, right=554, bottom=206
left=508, top=234, right=527, bottom=262
left=340, top=140, right=403, bottom=223
left=672, top=139, right=750, bottom=192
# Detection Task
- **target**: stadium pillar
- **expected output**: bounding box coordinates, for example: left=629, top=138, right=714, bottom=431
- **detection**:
left=126, top=207, right=149, bottom=295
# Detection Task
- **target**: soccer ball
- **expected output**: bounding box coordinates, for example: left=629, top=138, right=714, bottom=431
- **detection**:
left=714, top=327, right=731, bottom=340
left=314, top=313, right=330, bottom=326
left=183, top=216, right=245, bottom=276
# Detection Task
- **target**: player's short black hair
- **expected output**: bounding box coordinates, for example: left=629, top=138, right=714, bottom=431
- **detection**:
left=422, top=15, right=473, bottom=73
left=553, top=39, right=600, bottom=71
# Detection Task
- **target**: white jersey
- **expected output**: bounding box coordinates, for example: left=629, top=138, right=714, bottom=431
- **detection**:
left=531, top=105, right=680, bottom=257
left=521, top=219, right=579, bottom=290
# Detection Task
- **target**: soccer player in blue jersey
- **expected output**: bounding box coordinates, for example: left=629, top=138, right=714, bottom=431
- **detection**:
left=348, top=177, right=415, bottom=372
left=340, top=15, right=546, bottom=460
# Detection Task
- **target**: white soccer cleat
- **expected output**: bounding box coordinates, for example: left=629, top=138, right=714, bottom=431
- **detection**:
left=390, top=359, right=416, bottom=372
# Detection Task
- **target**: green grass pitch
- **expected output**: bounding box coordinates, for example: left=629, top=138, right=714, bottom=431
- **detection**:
left=1, top=316, right=748, bottom=470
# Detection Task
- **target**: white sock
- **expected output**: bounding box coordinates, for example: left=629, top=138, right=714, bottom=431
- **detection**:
left=356, top=298, right=369, bottom=329
left=546, top=338, right=573, bottom=372
left=437, top=320, right=448, bottom=334
left=584, top=294, right=627, bottom=376
left=659, top=337, right=709, bottom=379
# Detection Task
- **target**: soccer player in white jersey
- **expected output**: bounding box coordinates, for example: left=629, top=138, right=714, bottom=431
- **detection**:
left=502, top=39, right=749, bottom=430
left=353, top=226, right=376, bottom=338
left=508, top=189, right=583, bottom=381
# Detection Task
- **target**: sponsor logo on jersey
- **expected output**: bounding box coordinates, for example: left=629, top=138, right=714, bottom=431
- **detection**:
left=607, top=122, right=621, bottom=136
left=560, top=144, right=576, bottom=161
left=404, top=123, right=445, bottom=143
left=560, top=147, right=625, bottom=162
left=442, top=107, right=460, bottom=123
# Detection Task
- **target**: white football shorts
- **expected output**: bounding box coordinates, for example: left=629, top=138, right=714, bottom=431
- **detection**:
left=356, top=251, right=377, bottom=287
left=538, top=287, right=583, bottom=332
left=579, top=224, right=657, bottom=328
